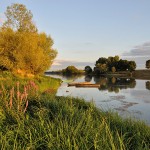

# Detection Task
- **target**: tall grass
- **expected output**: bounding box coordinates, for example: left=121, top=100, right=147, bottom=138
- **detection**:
left=0, top=73, right=149, bottom=149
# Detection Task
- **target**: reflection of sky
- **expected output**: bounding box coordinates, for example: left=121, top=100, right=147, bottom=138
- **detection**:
left=48, top=74, right=150, bottom=125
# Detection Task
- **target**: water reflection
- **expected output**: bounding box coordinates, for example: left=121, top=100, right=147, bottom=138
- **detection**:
left=60, top=74, right=83, bottom=82
left=86, top=76, right=136, bottom=93
left=85, top=75, right=92, bottom=82
left=47, top=74, right=150, bottom=124
left=146, top=81, right=150, bottom=90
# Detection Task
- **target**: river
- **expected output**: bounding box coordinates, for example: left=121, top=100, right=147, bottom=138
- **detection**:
left=46, top=73, right=150, bottom=125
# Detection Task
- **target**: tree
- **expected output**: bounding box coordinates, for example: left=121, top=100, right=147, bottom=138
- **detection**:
left=94, top=63, right=108, bottom=74
left=128, top=61, right=136, bottom=71
left=0, top=3, right=57, bottom=75
left=117, top=59, right=128, bottom=71
left=146, top=60, right=150, bottom=69
left=107, top=56, right=119, bottom=71
left=0, top=28, right=57, bottom=74
left=2, top=3, right=37, bottom=32
left=94, top=56, right=136, bottom=75
left=0, top=28, right=16, bottom=71
left=84, top=66, right=92, bottom=74
left=95, top=57, right=108, bottom=66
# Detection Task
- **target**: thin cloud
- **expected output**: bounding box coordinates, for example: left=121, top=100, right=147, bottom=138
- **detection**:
left=121, top=41, right=150, bottom=68
left=123, top=41, right=150, bottom=56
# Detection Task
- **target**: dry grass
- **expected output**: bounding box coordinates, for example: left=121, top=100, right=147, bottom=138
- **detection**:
left=132, top=69, right=150, bottom=79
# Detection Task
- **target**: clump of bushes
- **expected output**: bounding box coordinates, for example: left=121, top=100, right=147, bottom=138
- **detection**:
left=85, top=55, right=136, bottom=75
left=62, top=66, right=84, bottom=75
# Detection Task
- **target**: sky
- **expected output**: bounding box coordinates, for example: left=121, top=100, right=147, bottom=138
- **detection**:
left=0, top=0, right=150, bottom=70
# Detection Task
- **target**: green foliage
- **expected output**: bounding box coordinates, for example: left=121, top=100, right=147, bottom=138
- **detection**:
left=84, top=66, right=92, bottom=74
left=94, top=63, right=108, bottom=74
left=0, top=28, right=57, bottom=74
left=3, top=3, right=37, bottom=32
left=96, top=57, right=108, bottom=65
left=146, top=60, right=150, bottom=69
left=62, top=66, right=84, bottom=75
left=93, top=56, right=136, bottom=74
left=128, top=61, right=136, bottom=71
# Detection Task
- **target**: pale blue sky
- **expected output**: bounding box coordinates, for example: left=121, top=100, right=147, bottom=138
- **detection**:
left=1, top=0, right=150, bottom=70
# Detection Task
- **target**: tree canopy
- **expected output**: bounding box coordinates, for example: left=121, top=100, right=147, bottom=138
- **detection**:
left=3, top=3, right=37, bottom=32
left=0, top=3, right=57, bottom=75
left=93, top=56, right=136, bottom=74
left=84, top=66, right=92, bottom=74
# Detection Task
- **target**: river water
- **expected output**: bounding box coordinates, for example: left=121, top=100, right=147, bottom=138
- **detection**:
left=46, top=74, right=150, bottom=125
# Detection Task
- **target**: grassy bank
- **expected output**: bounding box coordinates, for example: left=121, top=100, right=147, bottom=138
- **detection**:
left=0, top=72, right=149, bottom=149
left=0, top=71, right=61, bottom=94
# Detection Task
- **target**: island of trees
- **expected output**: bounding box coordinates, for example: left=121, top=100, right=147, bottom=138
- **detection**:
left=85, top=55, right=136, bottom=75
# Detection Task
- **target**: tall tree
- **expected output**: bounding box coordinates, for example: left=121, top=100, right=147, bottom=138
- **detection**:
left=0, top=3, right=57, bottom=75
left=0, top=28, right=57, bottom=74
left=2, top=3, right=37, bottom=32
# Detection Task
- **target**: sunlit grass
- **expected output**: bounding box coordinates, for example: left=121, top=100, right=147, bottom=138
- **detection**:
left=0, top=72, right=149, bottom=149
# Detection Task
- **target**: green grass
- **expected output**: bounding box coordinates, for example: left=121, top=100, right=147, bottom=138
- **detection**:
left=0, top=71, right=61, bottom=93
left=0, top=72, right=149, bottom=149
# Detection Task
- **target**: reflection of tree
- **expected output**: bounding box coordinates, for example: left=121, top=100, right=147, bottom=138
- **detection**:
left=85, top=75, right=92, bottom=82
left=62, top=74, right=83, bottom=80
left=146, top=81, right=150, bottom=90
left=93, top=76, right=136, bottom=93
left=108, top=87, right=119, bottom=93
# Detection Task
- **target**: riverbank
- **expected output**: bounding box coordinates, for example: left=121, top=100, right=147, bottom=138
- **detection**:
left=132, top=69, right=150, bottom=80
left=0, top=72, right=150, bottom=149
left=101, top=69, right=150, bottom=80
left=47, top=69, right=150, bottom=80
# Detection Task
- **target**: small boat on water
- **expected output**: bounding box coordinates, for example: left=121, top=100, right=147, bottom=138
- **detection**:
left=68, top=82, right=91, bottom=86
left=76, top=84, right=100, bottom=88
left=68, top=82, right=100, bottom=88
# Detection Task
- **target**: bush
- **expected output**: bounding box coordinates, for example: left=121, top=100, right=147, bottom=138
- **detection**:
left=62, top=66, right=83, bottom=75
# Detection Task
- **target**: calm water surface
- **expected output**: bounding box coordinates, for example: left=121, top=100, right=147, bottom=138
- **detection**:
left=47, top=74, right=150, bottom=124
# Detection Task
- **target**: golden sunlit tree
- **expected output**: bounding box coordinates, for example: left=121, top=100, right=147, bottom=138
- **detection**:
left=0, top=3, right=57, bottom=75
